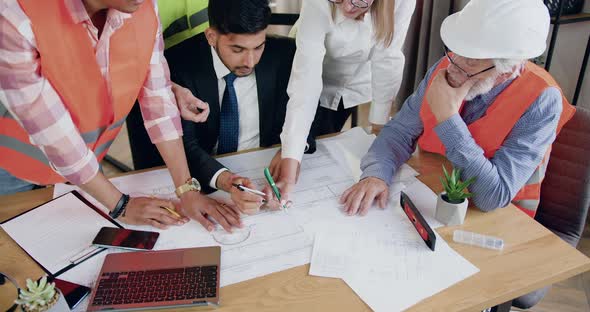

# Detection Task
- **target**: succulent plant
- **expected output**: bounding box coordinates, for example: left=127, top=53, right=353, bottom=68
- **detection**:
left=15, top=276, right=58, bottom=312
left=440, top=165, right=476, bottom=204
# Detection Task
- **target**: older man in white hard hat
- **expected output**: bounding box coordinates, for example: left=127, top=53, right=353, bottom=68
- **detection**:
left=341, top=0, right=576, bottom=219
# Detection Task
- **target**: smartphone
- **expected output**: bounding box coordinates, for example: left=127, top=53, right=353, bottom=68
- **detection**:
left=92, top=227, right=159, bottom=251
left=51, top=278, right=91, bottom=309
left=400, top=192, right=436, bottom=251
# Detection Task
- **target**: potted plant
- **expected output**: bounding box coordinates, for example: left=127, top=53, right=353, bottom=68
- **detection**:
left=435, top=165, right=476, bottom=226
left=15, top=276, right=70, bottom=312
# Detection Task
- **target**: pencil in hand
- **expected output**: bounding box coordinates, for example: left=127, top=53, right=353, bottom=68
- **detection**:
left=161, top=205, right=182, bottom=218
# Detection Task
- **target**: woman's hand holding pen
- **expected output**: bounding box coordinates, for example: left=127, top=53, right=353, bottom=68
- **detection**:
left=218, top=171, right=282, bottom=214
left=266, top=157, right=299, bottom=207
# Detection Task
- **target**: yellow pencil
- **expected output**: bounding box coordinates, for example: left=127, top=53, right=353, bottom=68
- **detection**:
left=161, top=205, right=182, bottom=218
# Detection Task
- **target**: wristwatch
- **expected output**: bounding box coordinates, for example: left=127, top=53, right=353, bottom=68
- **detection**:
left=175, top=177, right=201, bottom=197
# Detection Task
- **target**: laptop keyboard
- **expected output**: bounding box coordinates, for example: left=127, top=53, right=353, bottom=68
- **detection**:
left=91, top=266, right=218, bottom=307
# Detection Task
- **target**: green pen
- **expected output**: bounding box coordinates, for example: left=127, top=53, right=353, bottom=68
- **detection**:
left=264, top=167, right=288, bottom=212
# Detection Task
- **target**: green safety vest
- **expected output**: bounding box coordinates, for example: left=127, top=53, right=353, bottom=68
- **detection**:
left=158, top=0, right=209, bottom=49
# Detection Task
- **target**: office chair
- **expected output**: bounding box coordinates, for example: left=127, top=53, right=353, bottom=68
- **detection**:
left=511, top=106, right=590, bottom=309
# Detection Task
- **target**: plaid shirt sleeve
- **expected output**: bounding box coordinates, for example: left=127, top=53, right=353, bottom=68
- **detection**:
left=137, top=1, right=183, bottom=144
left=0, top=0, right=100, bottom=185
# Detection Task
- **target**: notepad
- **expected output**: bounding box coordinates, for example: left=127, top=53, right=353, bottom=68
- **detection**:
left=1, top=192, right=121, bottom=276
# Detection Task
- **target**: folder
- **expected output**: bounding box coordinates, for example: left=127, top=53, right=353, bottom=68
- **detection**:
left=1, top=191, right=123, bottom=278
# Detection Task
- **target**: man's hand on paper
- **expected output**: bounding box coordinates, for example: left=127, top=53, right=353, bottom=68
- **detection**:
left=178, top=190, right=242, bottom=232
left=120, top=197, right=190, bottom=230
left=171, top=82, right=210, bottom=123
left=340, top=177, right=389, bottom=216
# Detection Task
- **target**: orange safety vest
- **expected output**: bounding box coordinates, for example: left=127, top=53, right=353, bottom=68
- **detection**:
left=418, top=57, right=576, bottom=217
left=0, top=0, right=158, bottom=185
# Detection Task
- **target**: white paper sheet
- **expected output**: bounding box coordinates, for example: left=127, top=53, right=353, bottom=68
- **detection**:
left=320, top=127, right=419, bottom=182
left=307, top=164, right=478, bottom=311
left=321, top=128, right=375, bottom=180
left=310, top=226, right=433, bottom=281
left=310, top=228, right=479, bottom=311
left=344, top=236, right=479, bottom=312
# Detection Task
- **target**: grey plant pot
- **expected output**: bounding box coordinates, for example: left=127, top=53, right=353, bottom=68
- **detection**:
left=435, top=193, right=468, bottom=226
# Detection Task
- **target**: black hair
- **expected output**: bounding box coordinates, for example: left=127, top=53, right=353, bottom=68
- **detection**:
left=208, top=0, right=272, bottom=35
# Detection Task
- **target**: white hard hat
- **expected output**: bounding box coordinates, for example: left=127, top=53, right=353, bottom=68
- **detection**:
left=441, top=0, right=550, bottom=60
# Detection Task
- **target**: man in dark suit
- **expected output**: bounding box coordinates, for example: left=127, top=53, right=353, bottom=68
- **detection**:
left=164, top=0, right=316, bottom=214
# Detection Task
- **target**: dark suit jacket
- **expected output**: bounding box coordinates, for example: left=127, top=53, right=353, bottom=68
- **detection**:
left=163, top=33, right=316, bottom=193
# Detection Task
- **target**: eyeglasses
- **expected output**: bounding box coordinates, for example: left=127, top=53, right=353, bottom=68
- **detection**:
left=328, top=0, right=370, bottom=9
left=443, top=45, right=495, bottom=78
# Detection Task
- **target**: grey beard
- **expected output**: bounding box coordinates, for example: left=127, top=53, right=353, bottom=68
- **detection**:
left=464, top=75, right=499, bottom=101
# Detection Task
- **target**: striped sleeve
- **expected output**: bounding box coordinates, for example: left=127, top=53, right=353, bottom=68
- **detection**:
left=434, top=88, right=563, bottom=211
left=137, top=0, right=183, bottom=144
left=0, top=0, right=99, bottom=185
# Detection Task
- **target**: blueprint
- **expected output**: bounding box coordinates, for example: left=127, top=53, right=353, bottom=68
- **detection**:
left=52, top=129, right=426, bottom=311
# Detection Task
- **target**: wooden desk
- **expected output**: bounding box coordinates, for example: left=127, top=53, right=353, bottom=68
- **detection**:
left=1, top=151, right=589, bottom=311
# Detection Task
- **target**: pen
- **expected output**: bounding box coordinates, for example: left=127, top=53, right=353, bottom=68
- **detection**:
left=161, top=205, right=182, bottom=218
left=232, top=183, right=268, bottom=204
left=232, top=183, right=267, bottom=197
left=264, top=168, right=288, bottom=212
left=143, top=193, right=182, bottom=219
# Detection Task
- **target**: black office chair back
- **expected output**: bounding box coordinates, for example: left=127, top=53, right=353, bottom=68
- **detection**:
left=512, top=106, right=590, bottom=309
left=536, top=106, right=590, bottom=247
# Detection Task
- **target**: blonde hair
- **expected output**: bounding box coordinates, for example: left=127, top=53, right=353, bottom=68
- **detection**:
left=331, top=0, right=396, bottom=47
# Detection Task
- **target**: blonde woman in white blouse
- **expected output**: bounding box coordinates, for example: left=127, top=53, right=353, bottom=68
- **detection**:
left=265, top=0, right=415, bottom=204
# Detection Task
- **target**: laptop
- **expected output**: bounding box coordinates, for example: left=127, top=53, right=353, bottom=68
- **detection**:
left=87, top=246, right=221, bottom=311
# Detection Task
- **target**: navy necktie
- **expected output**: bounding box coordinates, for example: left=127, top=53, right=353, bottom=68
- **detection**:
left=218, top=73, right=239, bottom=154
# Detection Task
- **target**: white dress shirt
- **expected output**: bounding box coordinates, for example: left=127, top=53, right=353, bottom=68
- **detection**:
left=280, top=0, right=416, bottom=162
left=209, top=47, right=260, bottom=188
